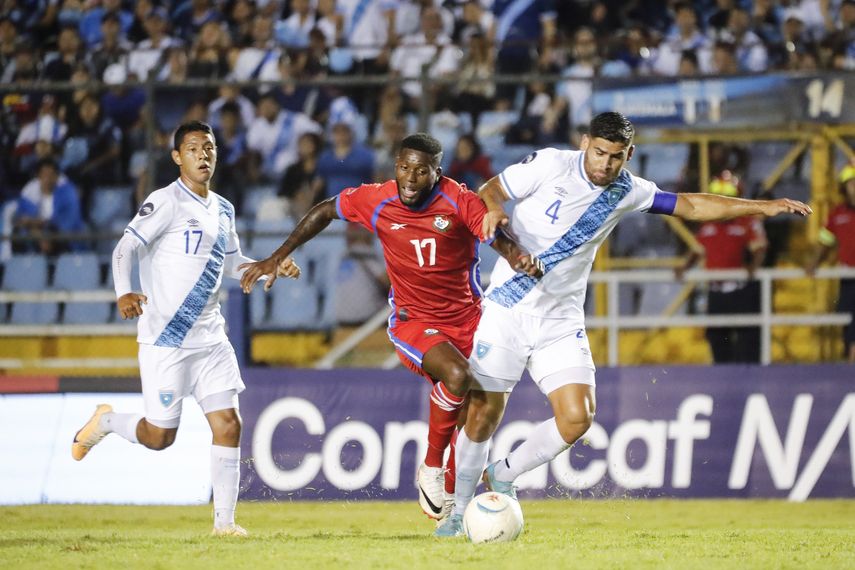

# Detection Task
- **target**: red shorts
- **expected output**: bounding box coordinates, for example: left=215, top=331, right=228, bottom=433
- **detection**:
left=388, top=311, right=480, bottom=382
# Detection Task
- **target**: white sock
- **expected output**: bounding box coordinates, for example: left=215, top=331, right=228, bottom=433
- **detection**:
left=493, top=417, right=570, bottom=482
left=452, top=429, right=491, bottom=517
left=100, top=412, right=142, bottom=444
left=211, top=445, right=240, bottom=529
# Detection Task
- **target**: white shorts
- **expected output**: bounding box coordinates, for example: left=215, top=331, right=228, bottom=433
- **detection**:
left=469, top=301, right=596, bottom=394
left=139, top=341, right=246, bottom=428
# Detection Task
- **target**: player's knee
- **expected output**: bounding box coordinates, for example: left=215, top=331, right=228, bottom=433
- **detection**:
left=143, top=427, right=177, bottom=451
left=215, top=413, right=242, bottom=443
left=441, top=363, right=473, bottom=397
left=555, top=406, right=594, bottom=441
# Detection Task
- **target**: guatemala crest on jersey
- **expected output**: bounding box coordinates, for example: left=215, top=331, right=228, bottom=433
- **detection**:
left=159, top=390, right=174, bottom=407
left=433, top=215, right=450, bottom=232
left=607, top=187, right=622, bottom=206
left=476, top=341, right=491, bottom=359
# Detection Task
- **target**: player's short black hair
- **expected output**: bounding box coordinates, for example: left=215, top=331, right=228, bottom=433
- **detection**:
left=36, top=157, right=59, bottom=173
left=589, top=112, right=634, bottom=146
left=400, top=133, right=443, bottom=162
left=174, top=121, right=215, bottom=151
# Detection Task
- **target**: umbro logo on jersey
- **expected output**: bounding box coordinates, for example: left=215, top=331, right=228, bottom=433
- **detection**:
left=555, top=186, right=568, bottom=197
left=187, top=219, right=200, bottom=227
left=391, top=223, right=407, bottom=230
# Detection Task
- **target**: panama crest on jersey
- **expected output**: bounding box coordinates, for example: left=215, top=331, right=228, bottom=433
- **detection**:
left=433, top=215, right=450, bottom=232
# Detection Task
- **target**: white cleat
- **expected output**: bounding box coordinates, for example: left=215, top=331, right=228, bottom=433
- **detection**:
left=71, top=404, right=112, bottom=461
left=417, top=463, right=446, bottom=520
left=434, top=493, right=454, bottom=528
left=211, top=524, right=248, bottom=537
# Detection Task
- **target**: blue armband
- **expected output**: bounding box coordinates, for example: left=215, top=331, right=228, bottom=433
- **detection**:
left=648, top=191, right=678, bottom=215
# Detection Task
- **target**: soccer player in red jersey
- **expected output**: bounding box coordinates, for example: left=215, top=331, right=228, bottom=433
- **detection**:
left=239, top=133, right=542, bottom=522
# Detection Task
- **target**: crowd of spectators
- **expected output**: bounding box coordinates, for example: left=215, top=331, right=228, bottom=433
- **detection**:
left=0, top=0, right=853, bottom=253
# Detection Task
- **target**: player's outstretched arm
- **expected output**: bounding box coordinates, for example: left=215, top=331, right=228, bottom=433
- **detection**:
left=672, top=193, right=812, bottom=222
left=112, top=232, right=147, bottom=319
left=478, top=176, right=511, bottom=240
left=239, top=197, right=339, bottom=293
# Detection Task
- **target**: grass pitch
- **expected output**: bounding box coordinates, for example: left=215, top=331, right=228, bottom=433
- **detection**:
left=1, top=500, right=853, bottom=569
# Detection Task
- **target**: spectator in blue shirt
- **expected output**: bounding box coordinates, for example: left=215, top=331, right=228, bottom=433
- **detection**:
left=317, top=120, right=375, bottom=199
left=13, top=158, right=85, bottom=254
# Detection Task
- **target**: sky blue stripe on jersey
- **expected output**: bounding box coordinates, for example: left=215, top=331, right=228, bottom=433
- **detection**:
left=154, top=195, right=230, bottom=347
left=126, top=226, right=148, bottom=245
left=487, top=171, right=633, bottom=308
left=438, top=190, right=458, bottom=211
left=371, top=195, right=399, bottom=233
left=499, top=171, right=517, bottom=199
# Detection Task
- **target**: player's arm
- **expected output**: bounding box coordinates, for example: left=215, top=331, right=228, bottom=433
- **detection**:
left=478, top=176, right=511, bottom=240
left=239, top=197, right=339, bottom=293
left=491, top=231, right=544, bottom=278
left=672, top=193, right=812, bottom=221
left=112, top=232, right=147, bottom=320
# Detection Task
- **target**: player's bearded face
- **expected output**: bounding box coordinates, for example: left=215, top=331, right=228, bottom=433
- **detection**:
left=175, top=131, right=217, bottom=185
left=395, top=149, right=440, bottom=207
left=581, top=136, right=632, bottom=187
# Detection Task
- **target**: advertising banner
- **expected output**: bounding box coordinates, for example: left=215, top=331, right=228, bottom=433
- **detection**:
left=592, top=73, right=855, bottom=127
left=239, top=365, right=855, bottom=501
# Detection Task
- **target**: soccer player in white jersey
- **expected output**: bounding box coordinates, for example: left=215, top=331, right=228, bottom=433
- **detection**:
left=70, top=121, right=300, bottom=537
left=436, top=111, right=812, bottom=537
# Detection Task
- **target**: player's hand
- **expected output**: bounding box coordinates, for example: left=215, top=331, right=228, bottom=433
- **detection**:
left=239, top=256, right=280, bottom=293
left=514, top=254, right=545, bottom=278
left=482, top=209, right=509, bottom=241
left=276, top=257, right=301, bottom=280
left=762, top=199, right=812, bottom=217
left=117, top=292, right=147, bottom=320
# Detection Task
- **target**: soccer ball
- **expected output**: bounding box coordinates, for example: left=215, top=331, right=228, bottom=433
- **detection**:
left=462, top=492, right=524, bottom=544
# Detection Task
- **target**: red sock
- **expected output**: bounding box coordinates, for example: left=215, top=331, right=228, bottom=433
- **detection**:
left=444, top=428, right=458, bottom=494
left=424, top=382, right=465, bottom=468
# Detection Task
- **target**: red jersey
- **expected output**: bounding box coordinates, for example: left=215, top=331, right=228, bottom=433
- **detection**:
left=696, top=217, right=767, bottom=269
left=336, top=177, right=489, bottom=326
left=824, top=204, right=855, bottom=266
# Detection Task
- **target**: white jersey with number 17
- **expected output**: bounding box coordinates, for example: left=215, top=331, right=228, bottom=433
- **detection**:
left=485, top=148, right=664, bottom=324
left=125, top=178, right=241, bottom=348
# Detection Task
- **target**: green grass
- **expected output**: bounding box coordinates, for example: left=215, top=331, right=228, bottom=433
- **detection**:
left=1, top=500, right=853, bottom=569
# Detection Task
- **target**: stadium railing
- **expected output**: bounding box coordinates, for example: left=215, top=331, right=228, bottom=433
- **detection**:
left=3, top=266, right=847, bottom=369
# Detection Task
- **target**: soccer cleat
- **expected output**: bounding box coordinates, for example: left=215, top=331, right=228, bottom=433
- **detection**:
left=434, top=493, right=454, bottom=528
left=417, top=463, right=446, bottom=519
left=71, top=404, right=113, bottom=461
left=433, top=514, right=464, bottom=538
left=211, top=524, right=248, bottom=537
left=482, top=461, right=517, bottom=500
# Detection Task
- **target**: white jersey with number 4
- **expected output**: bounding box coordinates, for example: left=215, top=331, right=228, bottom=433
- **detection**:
left=485, top=148, right=664, bottom=324
left=125, top=179, right=241, bottom=348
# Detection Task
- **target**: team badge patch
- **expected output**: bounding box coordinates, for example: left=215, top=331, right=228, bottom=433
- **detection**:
left=476, top=341, right=491, bottom=359
left=159, top=390, right=175, bottom=407
left=424, top=328, right=439, bottom=335
left=433, top=215, right=450, bottom=232
left=138, top=202, right=155, bottom=216
left=521, top=152, right=537, bottom=164
left=607, top=188, right=621, bottom=206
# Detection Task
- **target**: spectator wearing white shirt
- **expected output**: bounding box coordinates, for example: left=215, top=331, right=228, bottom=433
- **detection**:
left=128, top=7, right=180, bottom=80
left=275, top=0, right=316, bottom=48
left=230, top=15, right=280, bottom=81
left=246, top=93, right=323, bottom=182
left=649, top=2, right=711, bottom=76
left=390, top=7, right=460, bottom=107
left=720, top=7, right=768, bottom=73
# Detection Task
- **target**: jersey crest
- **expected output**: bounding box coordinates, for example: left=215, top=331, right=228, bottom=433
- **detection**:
left=433, top=215, right=451, bottom=232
